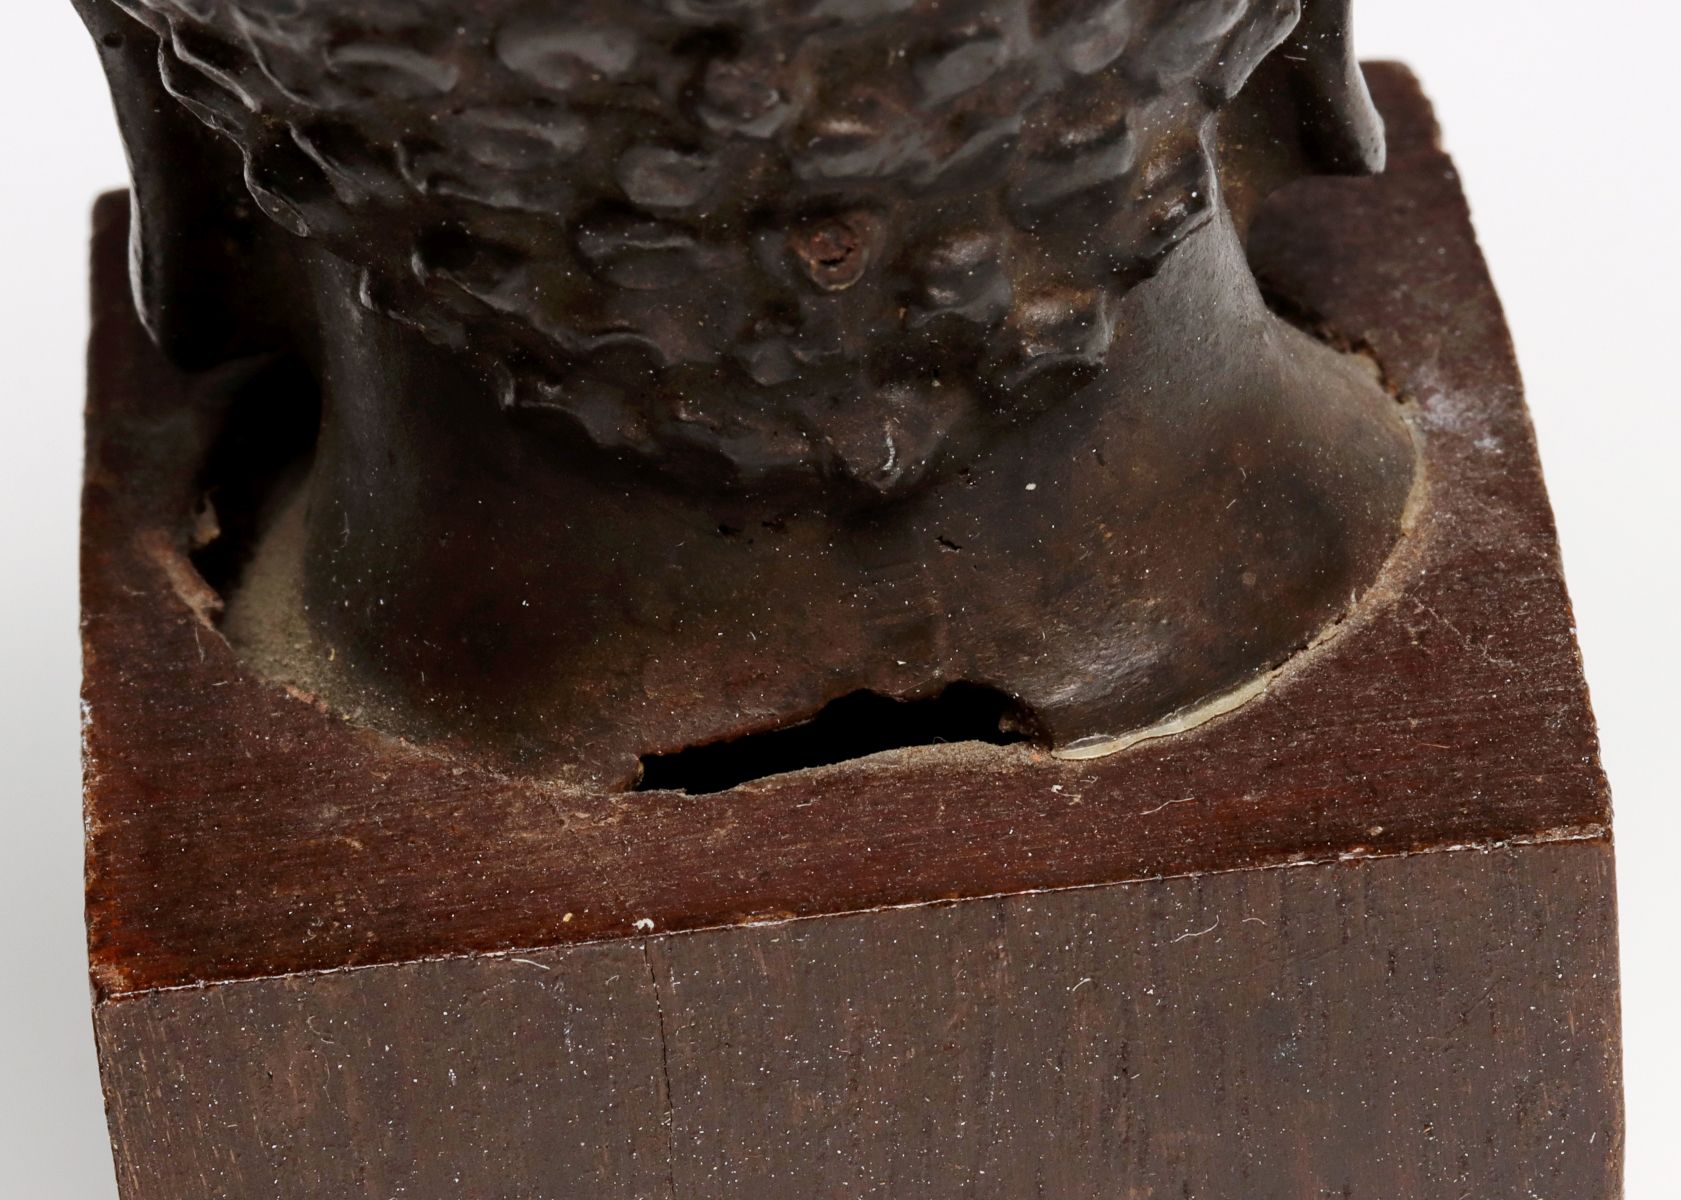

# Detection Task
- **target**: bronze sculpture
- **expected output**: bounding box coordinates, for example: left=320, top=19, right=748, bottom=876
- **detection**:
left=69, top=7, right=1626, bottom=1196
left=75, top=0, right=1415, bottom=789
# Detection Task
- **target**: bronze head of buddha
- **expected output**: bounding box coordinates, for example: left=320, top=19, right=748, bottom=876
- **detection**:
left=76, top=0, right=1416, bottom=789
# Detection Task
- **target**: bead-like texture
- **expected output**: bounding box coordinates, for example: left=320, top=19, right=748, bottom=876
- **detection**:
left=109, top=0, right=1300, bottom=493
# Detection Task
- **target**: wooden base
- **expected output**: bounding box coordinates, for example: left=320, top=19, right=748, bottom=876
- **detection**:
left=98, top=842, right=1617, bottom=1197
left=82, top=66, right=1623, bottom=1197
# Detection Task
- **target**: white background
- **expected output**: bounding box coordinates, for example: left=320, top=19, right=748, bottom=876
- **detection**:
left=2, top=2, right=1675, bottom=1195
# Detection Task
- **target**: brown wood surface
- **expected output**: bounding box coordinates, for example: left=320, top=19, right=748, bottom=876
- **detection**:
left=82, top=64, right=1609, bottom=1001
left=97, top=841, right=1621, bottom=1199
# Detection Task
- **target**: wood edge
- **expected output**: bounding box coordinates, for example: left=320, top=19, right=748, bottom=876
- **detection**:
left=89, top=828, right=1615, bottom=1007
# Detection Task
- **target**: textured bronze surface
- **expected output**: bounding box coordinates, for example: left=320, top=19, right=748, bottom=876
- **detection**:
left=74, top=0, right=1417, bottom=784
left=89, top=0, right=1376, bottom=487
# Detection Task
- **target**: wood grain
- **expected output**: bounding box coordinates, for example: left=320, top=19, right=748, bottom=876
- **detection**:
left=97, top=841, right=1621, bottom=1199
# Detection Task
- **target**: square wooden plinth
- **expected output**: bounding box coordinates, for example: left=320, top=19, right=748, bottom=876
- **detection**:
left=81, top=66, right=1622, bottom=1199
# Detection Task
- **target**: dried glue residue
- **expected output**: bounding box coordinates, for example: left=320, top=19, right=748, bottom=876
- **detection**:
left=1050, top=671, right=1275, bottom=762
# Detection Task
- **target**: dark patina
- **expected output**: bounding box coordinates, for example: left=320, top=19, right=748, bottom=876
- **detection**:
left=74, top=0, right=1415, bottom=788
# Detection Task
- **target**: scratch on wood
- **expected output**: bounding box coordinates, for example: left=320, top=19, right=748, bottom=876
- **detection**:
left=1171, top=916, right=1221, bottom=944
left=642, top=940, right=678, bottom=1200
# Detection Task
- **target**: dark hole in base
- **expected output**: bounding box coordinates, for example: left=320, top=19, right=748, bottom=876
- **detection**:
left=635, top=683, right=1040, bottom=795
left=189, top=355, right=320, bottom=602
